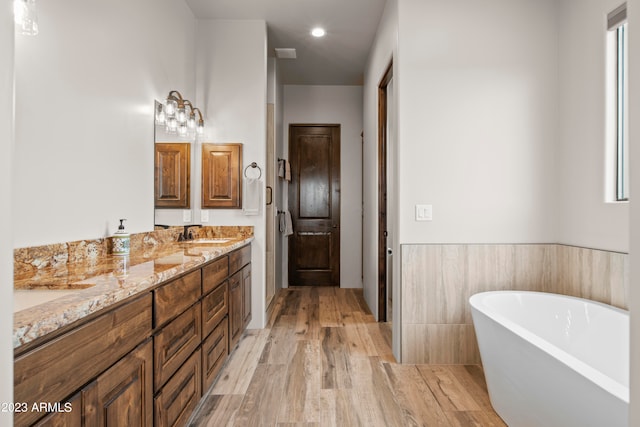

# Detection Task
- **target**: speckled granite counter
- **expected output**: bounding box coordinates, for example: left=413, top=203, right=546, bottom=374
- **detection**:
left=13, top=226, right=253, bottom=349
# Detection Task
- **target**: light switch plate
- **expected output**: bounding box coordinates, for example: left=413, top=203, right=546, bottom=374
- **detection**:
left=201, top=210, right=209, bottom=223
left=182, top=210, right=192, bottom=223
left=415, top=204, right=433, bottom=221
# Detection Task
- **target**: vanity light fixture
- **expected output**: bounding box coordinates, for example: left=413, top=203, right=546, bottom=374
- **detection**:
left=14, top=0, right=38, bottom=36
left=159, top=90, right=205, bottom=138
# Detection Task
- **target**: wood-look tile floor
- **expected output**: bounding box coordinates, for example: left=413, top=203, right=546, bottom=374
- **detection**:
left=189, top=287, right=506, bottom=427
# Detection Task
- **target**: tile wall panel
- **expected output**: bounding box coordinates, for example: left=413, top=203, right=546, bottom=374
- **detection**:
left=401, top=243, right=628, bottom=364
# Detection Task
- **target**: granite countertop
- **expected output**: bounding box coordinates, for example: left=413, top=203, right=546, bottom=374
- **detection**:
left=13, top=230, right=253, bottom=349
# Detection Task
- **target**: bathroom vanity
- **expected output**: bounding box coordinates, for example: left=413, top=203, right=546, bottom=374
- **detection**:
left=13, top=229, right=252, bottom=427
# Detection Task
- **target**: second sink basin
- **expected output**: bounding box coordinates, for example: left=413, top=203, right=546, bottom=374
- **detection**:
left=190, top=238, right=232, bottom=244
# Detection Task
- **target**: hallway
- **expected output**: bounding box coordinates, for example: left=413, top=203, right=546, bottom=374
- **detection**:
left=189, top=287, right=506, bottom=426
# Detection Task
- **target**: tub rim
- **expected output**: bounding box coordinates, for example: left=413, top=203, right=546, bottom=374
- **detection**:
left=469, top=290, right=629, bottom=403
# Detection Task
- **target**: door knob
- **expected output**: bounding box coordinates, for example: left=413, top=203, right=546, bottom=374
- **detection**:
left=332, top=224, right=338, bottom=229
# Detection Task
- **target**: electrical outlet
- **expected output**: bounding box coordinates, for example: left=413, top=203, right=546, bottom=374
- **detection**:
left=182, top=210, right=192, bottom=223
left=201, top=210, right=209, bottom=223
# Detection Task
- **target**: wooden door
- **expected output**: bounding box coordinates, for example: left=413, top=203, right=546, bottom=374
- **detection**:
left=288, top=125, right=341, bottom=286
left=228, top=270, right=243, bottom=349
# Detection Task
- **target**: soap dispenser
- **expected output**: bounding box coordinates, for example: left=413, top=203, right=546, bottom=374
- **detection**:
left=112, top=219, right=130, bottom=255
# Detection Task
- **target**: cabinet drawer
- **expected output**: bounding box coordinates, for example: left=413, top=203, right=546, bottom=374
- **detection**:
left=229, top=245, right=251, bottom=275
left=202, top=256, right=228, bottom=294
left=14, top=294, right=152, bottom=427
left=202, top=281, right=228, bottom=337
left=154, top=302, right=202, bottom=391
left=154, top=348, right=202, bottom=427
left=202, top=317, right=228, bottom=393
left=154, top=269, right=201, bottom=327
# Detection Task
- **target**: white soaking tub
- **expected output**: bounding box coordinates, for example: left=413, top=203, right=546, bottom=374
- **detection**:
left=469, top=291, right=628, bottom=427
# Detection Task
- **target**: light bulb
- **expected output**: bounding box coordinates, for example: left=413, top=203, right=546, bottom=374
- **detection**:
left=155, top=105, right=166, bottom=125
left=197, top=122, right=205, bottom=135
left=311, top=27, right=325, bottom=38
left=187, top=115, right=196, bottom=129
left=165, top=98, right=177, bottom=116
left=178, top=123, right=188, bottom=136
left=167, top=117, right=178, bottom=133
left=176, top=107, right=186, bottom=124
left=14, top=0, right=38, bottom=36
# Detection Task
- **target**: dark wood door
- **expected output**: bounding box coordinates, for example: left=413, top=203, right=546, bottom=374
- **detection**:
left=288, top=125, right=340, bottom=286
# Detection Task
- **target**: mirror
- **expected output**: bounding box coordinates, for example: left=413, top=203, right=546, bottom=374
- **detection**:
left=154, top=100, right=197, bottom=227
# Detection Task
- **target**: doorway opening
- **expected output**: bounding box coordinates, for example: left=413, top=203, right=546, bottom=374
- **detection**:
left=288, top=124, right=341, bottom=286
left=378, top=62, right=393, bottom=321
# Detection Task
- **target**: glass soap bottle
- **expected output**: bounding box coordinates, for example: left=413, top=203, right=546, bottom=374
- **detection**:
left=112, top=219, right=130, bottom=255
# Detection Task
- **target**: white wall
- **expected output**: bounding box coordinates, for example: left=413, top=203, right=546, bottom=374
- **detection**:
left=558, top=0, right=629, bottom=253
left=1, top=2, right=14, bottom=423
left=195, top=19, right=267, bottom=328
left=362, top=0, right=399, bottom=356
left=396, top=0, right=559, bottom=245
left=628, top=0, right=640, bottom=423
left=275, top=62, right=285, bottom=291
left=13, top=0, right=196, bottom=247
left=282, top=85, right=364, bottom=288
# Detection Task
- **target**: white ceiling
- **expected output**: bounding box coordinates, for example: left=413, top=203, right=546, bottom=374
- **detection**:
left=185, top=0, right=387, bottom=85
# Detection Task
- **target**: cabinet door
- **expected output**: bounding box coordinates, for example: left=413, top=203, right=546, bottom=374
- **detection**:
left=33, top=393, right=81, bottom=427
left=242, top=264, right=252, bottom=329
left=83, top=339, right=153, bottom=427
left=201, top=143, right=242, bottom=208
left=228, top=270, right=243, bottom=350
left=155, top=143, right=191, bottom=208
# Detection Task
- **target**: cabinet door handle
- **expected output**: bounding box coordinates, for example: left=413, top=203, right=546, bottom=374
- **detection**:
left=266, top=186, right=273, bottom=206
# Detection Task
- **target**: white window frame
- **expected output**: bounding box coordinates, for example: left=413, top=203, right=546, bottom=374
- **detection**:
left=606, top=4, right=629, bottom=202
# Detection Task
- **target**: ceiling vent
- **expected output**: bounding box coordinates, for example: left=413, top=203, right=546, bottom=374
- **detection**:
left=275, top=48, right=297, bottom=59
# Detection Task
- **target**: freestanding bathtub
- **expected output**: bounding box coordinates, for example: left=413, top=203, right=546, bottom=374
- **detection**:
left=470, top=291, right=628, bottom=427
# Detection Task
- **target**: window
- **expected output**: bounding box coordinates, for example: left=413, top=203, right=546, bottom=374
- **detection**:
left=607, top=4, right=629, bottom=201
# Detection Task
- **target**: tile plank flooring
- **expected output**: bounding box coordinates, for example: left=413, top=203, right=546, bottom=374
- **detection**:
left=189, top=287, right=506, bottom=427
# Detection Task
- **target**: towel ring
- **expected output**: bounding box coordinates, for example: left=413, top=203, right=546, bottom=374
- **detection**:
left=244, top=162, right=262, bottom=179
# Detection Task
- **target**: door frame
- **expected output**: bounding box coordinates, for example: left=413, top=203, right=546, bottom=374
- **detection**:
left=378, top=62, right=393, bottom=321
left=288, top=123, right=341, bottom=286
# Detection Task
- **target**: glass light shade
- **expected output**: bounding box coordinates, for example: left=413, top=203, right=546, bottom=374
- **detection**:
left=155, top=105, right=166, bottom=125
left=187, top=115, right=196, bottom=130
left=14, top=0, right=38, bottom=36
left=165, top=98, right=177, bottom=116
left=197, top=122, right=205, bottom=135
left=178, top=123, right=188, bottom=136
left=166, top=117, right=178, bottom=133
left=176, top=107, right=187, bottom=124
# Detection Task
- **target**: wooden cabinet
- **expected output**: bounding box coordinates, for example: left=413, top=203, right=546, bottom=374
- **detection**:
left=15, top=243, right=251, bottom=427
left=242, top=264, right=252, bottom=330
left=154, top=303, right=202, bottom=391
left=201, top=143, right=242, bottom=209
left=154, top=348, right=202, bottom=427
left=155, top=143, right=191, bottom=208
left=14, top=294, right=152, bottom=427
left=228, top=245, right=252, bottom=350
left=228, top=270, right=243, bottom=350
left=202, top=317, right=228, bottom=392
left=33, top=393, right=82, bottom=427
left=154, top=269, right=201, bottom=327
left=83, top=339, right=153, bottom=427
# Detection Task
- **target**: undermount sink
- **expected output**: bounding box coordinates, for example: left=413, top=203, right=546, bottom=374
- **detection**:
left=189, top=238, right=232, bottom=244
left=14, top=287, right=91, bottom=312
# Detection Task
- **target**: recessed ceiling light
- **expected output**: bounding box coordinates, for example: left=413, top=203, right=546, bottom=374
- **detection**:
left=311, top=27, right=326, bottom=38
